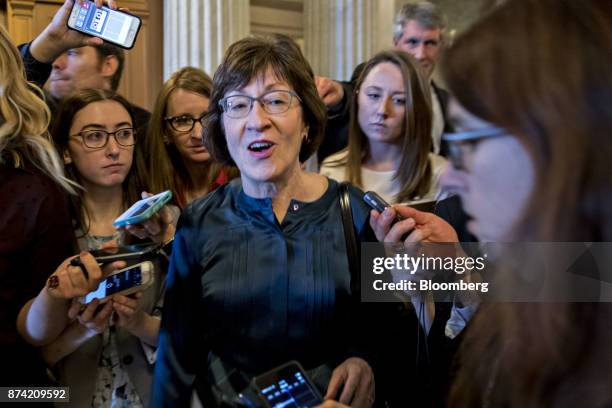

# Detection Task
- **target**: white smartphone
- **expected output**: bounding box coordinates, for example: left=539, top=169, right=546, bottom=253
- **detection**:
left=113, top=190, right=173, bottom=227
left=67, top=0, right=142, bottom=49
left=81, top=261, right=154, bottom=304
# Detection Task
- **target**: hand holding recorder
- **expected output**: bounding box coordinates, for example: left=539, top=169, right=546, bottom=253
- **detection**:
left=46, top=252, right=125, bottom=300
left=365, top=191, right=458, bottom=245
left=79, top=261, right=154, bottom=305
left=120, top=191, right=177, bottom=244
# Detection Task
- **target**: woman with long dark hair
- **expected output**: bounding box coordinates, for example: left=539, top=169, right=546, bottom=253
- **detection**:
left=320, top=50, right=446, bottom=205
left=38, top=90, right=167, bottom=407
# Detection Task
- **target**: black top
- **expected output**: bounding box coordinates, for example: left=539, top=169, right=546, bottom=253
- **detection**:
left=0, top=161, right=74, bottom=386
left=152, top=178, right=377, bottom=406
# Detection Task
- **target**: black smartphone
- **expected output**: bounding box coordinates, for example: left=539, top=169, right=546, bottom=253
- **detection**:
left=90, top=242, right=160, bottom=264
left=251, top=361, right=322, bottom=408
left=363, top=191, right=404, bottom=222
left=67, top=0, right=142, bottom=49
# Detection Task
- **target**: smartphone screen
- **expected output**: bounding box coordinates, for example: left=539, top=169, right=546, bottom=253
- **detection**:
left=68, top=1, right=140, bottom=48
left=130, top=199, right=154, bottom=217
left=254, top=362, right=322, bottom=408
left=84, top=265, right=142, bottom=303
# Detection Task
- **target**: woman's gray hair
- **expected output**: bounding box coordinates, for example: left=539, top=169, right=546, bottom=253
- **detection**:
left=393, top=1, right=447, bottom=44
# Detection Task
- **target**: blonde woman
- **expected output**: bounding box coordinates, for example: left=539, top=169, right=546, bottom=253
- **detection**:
left=0, top=25, right=110, bottom=387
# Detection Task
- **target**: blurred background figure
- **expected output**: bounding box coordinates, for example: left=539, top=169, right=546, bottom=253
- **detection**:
left=438, top=0, right=612, bottom=406
left=0, top=23, right=77, bottom=388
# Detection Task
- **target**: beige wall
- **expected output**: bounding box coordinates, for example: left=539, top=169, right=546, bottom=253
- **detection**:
left=250, top=0, right=303, bottom=40
left=4, top=0, right=163, bottom=110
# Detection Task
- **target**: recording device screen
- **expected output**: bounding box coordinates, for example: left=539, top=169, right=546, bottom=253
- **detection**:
left=84, top=266, right=142, bottom=303
left=255, top=363, right=322, bottom=408
left=68, top=1, right=140, bottom=48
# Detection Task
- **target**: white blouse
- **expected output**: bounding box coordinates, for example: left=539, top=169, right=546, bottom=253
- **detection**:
left=319, top=149, right=448, bottom=205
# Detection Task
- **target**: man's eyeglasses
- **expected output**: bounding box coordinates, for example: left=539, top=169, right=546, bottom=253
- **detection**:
left=218, top=90, right=301, bottom=119
left=71, top=128, right=136, bottom=149
left=165, top=114, right=207, bottom=133
left=442, top=127, right=507, bottom=171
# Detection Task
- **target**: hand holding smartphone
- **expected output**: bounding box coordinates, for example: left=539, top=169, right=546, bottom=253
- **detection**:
left=80, top=261, right=154, bottom=304
left=251, top=361, right=322, bottom=408
left=67, top=0, right=141, bottom=49
left=113, top=190, right=173, bottom=227
left=363, top=191, right=404, bottom=223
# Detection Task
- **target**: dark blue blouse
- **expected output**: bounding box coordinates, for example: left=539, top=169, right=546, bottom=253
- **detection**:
left=153, top=178, right=375, bottom=405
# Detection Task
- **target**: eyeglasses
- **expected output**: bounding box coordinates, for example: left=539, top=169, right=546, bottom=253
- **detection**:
left=218, top=90, right=301, bottom=119
left=165, top=114, right=207, bottom=133
left=71, top=128, right=136, bottom=149
left=442, top=127, right=507, bottom=171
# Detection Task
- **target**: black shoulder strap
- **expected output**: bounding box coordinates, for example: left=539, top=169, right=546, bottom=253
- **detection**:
left=339, top=182, right=360, bottom=296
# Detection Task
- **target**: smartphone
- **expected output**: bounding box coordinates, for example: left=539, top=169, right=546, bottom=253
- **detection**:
left=251, top=361, right=322, bottom=408
left=81, top=261, right=154, bottom=304
left=113, top=190, right=173, bottom=227
left=90, top=242, right=161, bottom=264
left=363, top=191, right=404, bottom=222
left=67, top=0, right=142, bottom=49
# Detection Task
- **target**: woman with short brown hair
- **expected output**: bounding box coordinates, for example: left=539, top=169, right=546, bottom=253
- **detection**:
left=152, top=35, right=380, bottom=407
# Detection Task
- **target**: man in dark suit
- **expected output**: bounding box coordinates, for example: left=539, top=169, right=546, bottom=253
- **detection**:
left=316, top=1, right=453, bottom=162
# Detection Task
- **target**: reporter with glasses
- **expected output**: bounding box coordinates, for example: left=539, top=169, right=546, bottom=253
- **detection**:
left=144, top=67, right=237, bottom=209
left=21, top=89, right=170, bottom=407
left=365, top=0, right=612, bottom=406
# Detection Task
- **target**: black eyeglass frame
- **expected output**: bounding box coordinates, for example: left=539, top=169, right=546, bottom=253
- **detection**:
left=69, top=127, right=136, bottom=149
left=164, top=113, right=207, bottom=133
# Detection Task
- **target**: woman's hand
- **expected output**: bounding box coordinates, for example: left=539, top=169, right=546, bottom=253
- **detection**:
left=46, top=252, right=125, bottom=299
left=112, top=292, right=144, bottom=331
left=325, top=357, right=374, bottom=408
left=316, top=401, right=350, bottom=408
left=112, top=292, right=161, bottom=346
left=124, top=192, right=178, bottom=244
left=369, top=206, right=459, bottom=244
left=68, top=298, right=114, bottom=336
